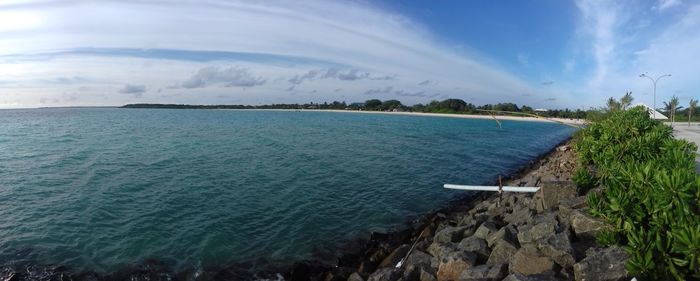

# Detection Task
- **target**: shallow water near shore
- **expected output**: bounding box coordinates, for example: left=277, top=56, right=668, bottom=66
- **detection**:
left=0, top=108, right=574, bottom=273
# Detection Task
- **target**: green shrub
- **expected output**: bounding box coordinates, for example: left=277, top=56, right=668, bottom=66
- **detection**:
left=596, top=228, right=621, bottom=246
left=572, top=167, right=596, bottom=191
left=574, top=106, right=700, bottom=280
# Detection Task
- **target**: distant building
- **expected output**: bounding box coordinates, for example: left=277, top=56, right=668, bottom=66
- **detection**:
left=534, top=108, right=548, bottom=112
left=633, top=103, right=668, bottom=120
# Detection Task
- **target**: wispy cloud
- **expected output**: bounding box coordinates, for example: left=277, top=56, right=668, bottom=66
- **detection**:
left=118, top=84, right=146, bottom=97
left=657, top=0, right=681, bottom=11
left=179, top=66, right=266, bottom=89
left=575, top=0, right=618, bottom=89
left=288, top=68, right=394, bottom=86
left=0, top=0, right=533, bottom=107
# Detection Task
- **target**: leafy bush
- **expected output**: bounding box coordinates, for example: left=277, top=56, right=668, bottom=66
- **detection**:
left=572, top=167, right=596, bottom=191
left=574, top=106, right=700, bottom=280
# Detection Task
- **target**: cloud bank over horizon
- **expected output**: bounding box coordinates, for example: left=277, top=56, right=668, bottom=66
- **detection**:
left=0, top=0, right=698, bottom=109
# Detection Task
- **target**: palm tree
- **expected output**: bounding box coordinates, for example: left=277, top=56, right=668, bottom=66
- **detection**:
left=689, top=99, right=698, bottom=126
left=606, top=97, right=620, bottom=112
left=664, top=96, right=681, bottom=126
left=620, top=92, right=634, bottom=110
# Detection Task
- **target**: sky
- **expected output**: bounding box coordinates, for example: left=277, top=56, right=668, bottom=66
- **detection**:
left=0, top=0, right=697, bottom=109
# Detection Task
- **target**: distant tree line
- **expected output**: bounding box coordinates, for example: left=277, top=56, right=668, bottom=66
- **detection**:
left=122, top=98, right=592, bottom=119
left=356, top=98, right=588, bottom=119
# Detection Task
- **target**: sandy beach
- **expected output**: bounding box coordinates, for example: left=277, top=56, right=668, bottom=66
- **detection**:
left=316, top=109, right=586, bottom=127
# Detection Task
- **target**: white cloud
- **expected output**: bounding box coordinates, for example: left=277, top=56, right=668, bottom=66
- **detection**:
left=179, top=66, right=266, bottom=89
left=119, top=84, right=147, bottom=95
left=565, top=1, right=700, bottom=108
left=575, top=0, right=618, bottom=89
left=657, top=0, right=681, bottom=11
left=0, top=0, right=534, bottom=107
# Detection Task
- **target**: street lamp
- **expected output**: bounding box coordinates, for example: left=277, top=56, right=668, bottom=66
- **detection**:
left=639, top=72, right=671, bottom=119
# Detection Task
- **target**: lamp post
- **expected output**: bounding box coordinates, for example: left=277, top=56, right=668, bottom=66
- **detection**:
left=639, top=73, right=671, bottom=119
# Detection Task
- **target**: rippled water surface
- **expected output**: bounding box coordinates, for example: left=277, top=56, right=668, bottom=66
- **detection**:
left=0, top=108, right=574, bottom=272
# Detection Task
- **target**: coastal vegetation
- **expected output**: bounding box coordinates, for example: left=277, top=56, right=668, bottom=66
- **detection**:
left=123, top=98, right=591, bottom=119
left=573, top=104, right=700, bottom=279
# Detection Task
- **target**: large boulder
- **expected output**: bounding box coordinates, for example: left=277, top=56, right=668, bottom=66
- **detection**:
left=427, top=242, right=458, bottom=261
left=419, top=269, right=437, bottom=281
left=436, top=251, right=476, bottom=281
left=535, top=181, right=578, bottom=212
left=503, top=205, right=533, bottom=226
left=458, top=263, right=508, bottom=281
left=509, top=249, right=556, bottom=276
left=570, top=210, right=607, bottom=240
left=473, top=222, right=498, bottom=240
left=401, top=250, right=434, bottom=281
left=502, top=273, right=558, bottom=281
left=457, top=236, right=489, bottom=261
left=486, top=240, right=518, bottom=265
left=517, top=221, right=556, bottom=245
left=348, top=272, right=365, bottom=281
left=367, top=268, right=398, bottom=281
left=435, top=226, right=470, bottom=243
left=573, top=247, right=628, bottom=281
left=486, top=224, right=518, bottom=248
left=538, top=231, right=576, bottom=268
left=379, top=244, right=410, bottom=268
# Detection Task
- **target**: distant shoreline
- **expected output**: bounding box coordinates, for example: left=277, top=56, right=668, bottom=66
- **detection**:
left=311, top=109, right=586, bottom=126
left=120, top=104, right=586, bottom=127
left=207, top=108, right=586, bottom=127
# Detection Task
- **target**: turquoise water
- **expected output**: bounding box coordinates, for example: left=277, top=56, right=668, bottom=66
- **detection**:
left=0, top=108, right=574, bottom=273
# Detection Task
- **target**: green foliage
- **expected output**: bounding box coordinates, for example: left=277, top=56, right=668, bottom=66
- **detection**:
left=572, top=167, right=596, bottom=191
left=620, top=92, right=634, bottom=110
left=574, top=106, right=700, bottom=280
left=364, top=99, right=383, bottom=110
left=596, top=228, right=621, bottom=246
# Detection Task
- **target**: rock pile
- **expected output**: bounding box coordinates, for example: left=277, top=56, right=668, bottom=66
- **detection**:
left=342, top=143, right=630, bottom=281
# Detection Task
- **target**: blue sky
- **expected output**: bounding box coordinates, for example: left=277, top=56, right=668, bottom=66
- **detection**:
left=0, top=0, right=697, bottom=109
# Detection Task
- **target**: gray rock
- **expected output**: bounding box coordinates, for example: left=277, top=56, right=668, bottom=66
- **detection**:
left=503, top=205, right=533, bottom=226
left=517, top=221, right=556, bottom=245
left=367, top=268, right=398, bottom=281
left=486, top=239, right=517, bottom=265
left=570, top=210, right=607, bottom=240
left=473, top=222, right=498, bottom=240
left=538, top=181, right=578, bottom=211
left=509, top=249, right=556, bottom=276
left=560, top=196, right=588, bottom=209
left=521, top=175, right=541, bottom=187
left=486, top=202, right=505, bottom=218
left=419, top=269, right=437, bottom=281
left=380, top=244, right=411, bottom=268
left=402, top=250, right=434, bottom=279
left=427, top=242, right=458, bottom=261
left=503, top=273, right=558, bottom=281
left=435, top=226, right=469, bottom=243
left=458, top=263, right=508, bottom=281
left=538, top=231, right=576, bottom=268
left=502, top=273, right=557, bottom=281
left=436, top=251, right=476, bottom=281
left=348, top=272, right=365, bottom=281
left=573, top=247, right=628, bottom=281
left=457, top=236, right=489, bottom=260
left=486, top=224, right=518, bottom=248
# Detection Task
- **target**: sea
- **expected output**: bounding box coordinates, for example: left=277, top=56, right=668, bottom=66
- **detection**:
left=0, top=108, right=575, bottom=274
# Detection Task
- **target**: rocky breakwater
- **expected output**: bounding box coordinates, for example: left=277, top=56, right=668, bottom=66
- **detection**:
left=347, top=143, right=630, bottom=281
